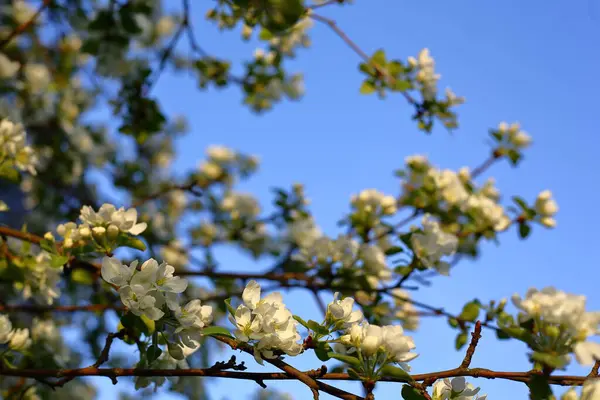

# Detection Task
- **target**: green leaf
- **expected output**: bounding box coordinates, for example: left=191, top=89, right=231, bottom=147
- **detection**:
left=327, top=352, right=362, bottom=369
left=531, top=352, right=568, bottom=369
left=401, top=385, right=427, bottom=400
left=347, top=368, right=363, bottom=380
left=259, top=28, right=274, bottom=40
left=371, top=49, right=387, bottom=66
left=140, top=315, right=156, bottom=335
left=496, top=329, right=510, bottom=340
left=71, top=269, right=94, bottom=285
left=392, top=80, right=411, bottom=91
left=122, top=237, right=147, bottom=251
left=519, top=222, right=531, bottom=239
left=40, top=239, right=55, bottom=254
left=201, top=326, right=234, bottom=338
left=262, top=0, right=306, bottom=33
left=119, top=6, right=142, bottom=34
left=224, top=298, right=236, bottom=317
left=512, top=196, right=529, bottom=211
left=314, top=342, right=332, bottom=362
left=528, top=375, right=553, bottom=400
left=459, top=302, right=480, bottom=322
left=455, top=331, right=468, bottom=350
left=360, top=81, right=376, bottom=95
left=385, top=246, right=404, bottom=256
left=50, top=254, right=69, bottom=268
left=147, top=344, right=162, bottom=364
left=307, top=320, right=329, bottom=336
left=379, top=365, right=413, bottom=382
left=293, top=315, right=310, bottom=329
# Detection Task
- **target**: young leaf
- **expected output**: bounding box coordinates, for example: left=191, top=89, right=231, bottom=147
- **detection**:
left=401, top=385, right=427, bottom=400
left=527, top=375, right=553, bottom=400
left=147, top=344, right=162, bottom=364
left=293, top=315, right=310, bottom=329
left=224, top=298, right=236, bottom=317
left=379, top=365, right=413, bottom=382
left=307, top=320, right=329, bottom=336
left=201, top=326, right=234, bottom=338
left=327, top=353, right=362, bottom=369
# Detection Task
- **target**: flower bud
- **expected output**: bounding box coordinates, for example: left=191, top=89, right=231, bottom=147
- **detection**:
left=92, top=226, right=106, bottom=241
left=107, top=224, right=120, bottom=240
left=44, top=232, right=55, bottom=241
left=57, top=224, right=67, bottom=236
left=79, top=226, right=91, bottom=238
left=64, top=238, right=74, bottom=248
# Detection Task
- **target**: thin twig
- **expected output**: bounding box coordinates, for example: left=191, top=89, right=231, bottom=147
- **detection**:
left=460, top=321, right=482, bottom=369
left=0, top=0, right=52, bottom=50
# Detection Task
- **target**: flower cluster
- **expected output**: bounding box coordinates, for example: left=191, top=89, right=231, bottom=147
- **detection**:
left=0, top=314, right=32, bottom=351
left=55, top=204, right=147, bottom=249
left=411, top=214, right=459, bottom=275
left=0, top=118, right=37, bottom=175
left=102, top=255, right=214, bottom=361
left=16, top=251, right=62, bottom=305
left=535, top=190, right=559, bottom=228
left=400, top=155, right=515, bottom=233
left=408, top=48, right=440, bottom=100
left=196, top=145, right=259, bottom=186
left=511, top=287, right=600, bottom=366
left=350, top=189, right=398, bottom=222
left=229, top=281, right=303, bottom=364
left=494, top=122, right=532, bottom=151
left=339, top=321, right=418, bottom=370
left=432, top=377, right=487, bottom=400
left=391, top=289, right=420, bottom=331
left=102, top=257, right=188, bottom=321
left=221, top=192, right=261, bottom=220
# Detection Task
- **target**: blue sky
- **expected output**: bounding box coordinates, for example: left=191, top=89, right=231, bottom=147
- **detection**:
left=91, top=1, right=600, bottom=399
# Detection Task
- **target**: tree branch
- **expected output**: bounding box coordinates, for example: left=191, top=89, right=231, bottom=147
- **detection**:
left=1, top=366, right=595, bottom=387
left=0, top=0, right=52, bottom=50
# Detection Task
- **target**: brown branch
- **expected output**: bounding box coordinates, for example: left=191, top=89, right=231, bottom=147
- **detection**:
left=0, top=0, right=52, bottom=50
left=214, top=335, right=363, bottom=400
left=460, top=321, right=482, bottom=369
left=0, top=226, right=42, bottom=245
left=131, top=182, right=201, bottom=208
left=2, top=366, right=596, bottom=387
left=588, top=360, right=600, bottom=377
left=309, top=12, right=417, bottom=106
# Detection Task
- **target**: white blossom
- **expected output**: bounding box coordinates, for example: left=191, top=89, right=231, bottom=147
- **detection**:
left=408, top=48, right=440, bottom=100
left=0, top=314, right=13, bottom=343
left=512, top=287, right=600, bottom=366
left=80, top=204, right=147, bottom=235
left=411, top=214, right=458, bottom=275
left=9, top=328, right=32, bottom=350
left=23, top=64, right=50, bottom=93
left=0, top=53, right=19, bottom=78
left=582, top=379, right=600, bottom=400
left=175, top=299, right=213, bottom=330
left=326, top=293, right=363, bottom=327
left=391, top=288, right=420, bottom=331
left=221, top=192, right=260, bottom=219
left=0, top=118, right=37, bottom=175
left=340, top=322, right=417, bottom=369
left=535, top=190, right=558, bottom=228
left=351, top=189, right=397, bottom=216
left=432, top=377, right=486, bottom=400
left=229, top=281, right=302, bottom=364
